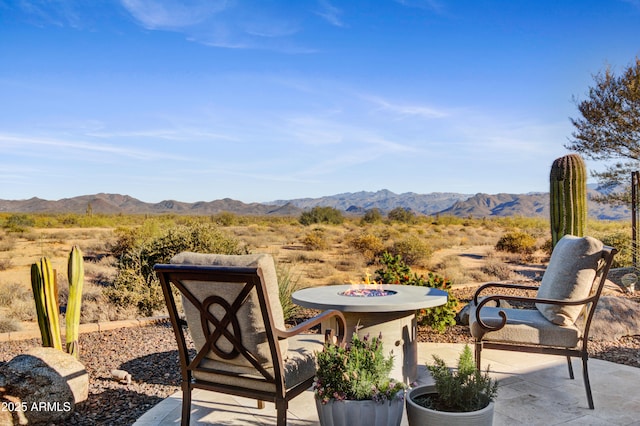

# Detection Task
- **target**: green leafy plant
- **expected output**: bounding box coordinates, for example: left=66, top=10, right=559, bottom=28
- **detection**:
left=416, top=344, right=498, bottom=412
left=314, top=333, right=406, bottom=404
left=375, top=253, right=458, bottom=333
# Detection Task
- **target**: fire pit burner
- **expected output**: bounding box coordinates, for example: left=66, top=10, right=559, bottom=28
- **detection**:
left=340, top=288, right=397, bottom=297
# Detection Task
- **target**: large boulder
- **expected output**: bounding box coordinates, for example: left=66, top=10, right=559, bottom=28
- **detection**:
left=589, top=296, right=640, bottom=340
left=0, top=347, right=88, bottom=424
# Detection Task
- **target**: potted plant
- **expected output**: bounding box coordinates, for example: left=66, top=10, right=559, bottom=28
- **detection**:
left=313, top=333, right=407, bottom=426
left=406, top=344, right=498, bottom=426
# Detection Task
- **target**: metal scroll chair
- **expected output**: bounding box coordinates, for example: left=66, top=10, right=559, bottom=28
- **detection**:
left=154, top=253, right=346, bottom=426
left=470, top=235, right=616, bottom=409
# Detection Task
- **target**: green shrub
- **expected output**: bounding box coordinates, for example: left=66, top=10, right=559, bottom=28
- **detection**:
left=495, top=231, right=537, bottom=254
left=302, top=228, right=328, bottom=250
left=375, top=253, right=457, bottom=333
left=299, top=206, right=344, bottom=226
left=387, top=207, right=416, bottom=223
left=419, top=344, right=498, bottom=412
left=388, top=236, right=432, bottom=266
left=361, top=208, right=383, bottom=224
left=599, top=231, right=631, bottom=268
left=2, top=214, right=35, bottom=232
left=348, top=233, right=384, bottom=263
left=106, top=222, right=245, bottom=316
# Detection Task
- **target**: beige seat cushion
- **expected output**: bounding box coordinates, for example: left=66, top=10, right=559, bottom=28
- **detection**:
left=193, top=334, right=322, bottom=393
left=469, top=305, right=581, bottom=347
left=535, top=235, right=603, bottom=326
left=170, top=252, right=288, bottom=374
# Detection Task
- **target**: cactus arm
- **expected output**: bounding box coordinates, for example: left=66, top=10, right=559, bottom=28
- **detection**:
left=30, top=257, right=62, bottom=350
left=41, top=257, right=63, bottom=350
left=31, top=262, right=52, bottom=347
left=66, top=245, right=84, bottom=358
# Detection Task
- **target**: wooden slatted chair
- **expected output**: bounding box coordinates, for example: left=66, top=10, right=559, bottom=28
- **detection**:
left=154, top=253, right=346, bottom=426
left=470, top=235, right=616, bottom=409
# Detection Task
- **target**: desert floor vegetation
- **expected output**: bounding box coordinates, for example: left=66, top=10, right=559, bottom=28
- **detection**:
left=0, top=212, right=632, bottom=333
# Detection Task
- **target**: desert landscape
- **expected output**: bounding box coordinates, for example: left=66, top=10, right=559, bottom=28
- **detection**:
left=0, top=211, right=632, bottom=331
left=1, top=211, right=639, bottom=424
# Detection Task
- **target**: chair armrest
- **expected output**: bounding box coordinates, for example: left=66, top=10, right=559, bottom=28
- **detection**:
left=474, top=292, right=598, bottom=332
left=473, top=281, right=540, bottom=305
left=275, top=309, right=347, bottom=345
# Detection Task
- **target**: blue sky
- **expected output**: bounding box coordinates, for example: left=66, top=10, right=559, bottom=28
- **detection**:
left=1, top=0, right=640, bottom=204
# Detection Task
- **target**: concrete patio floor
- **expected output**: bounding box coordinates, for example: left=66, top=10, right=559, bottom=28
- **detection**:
left=134, top=342, right=640, bottom=425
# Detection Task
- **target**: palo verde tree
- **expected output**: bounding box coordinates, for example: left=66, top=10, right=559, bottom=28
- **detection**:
left=567, top=57, right=640, bottom=205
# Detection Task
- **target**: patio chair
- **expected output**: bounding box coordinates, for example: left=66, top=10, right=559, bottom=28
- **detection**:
left=470, top=235, right=616, bottom=409
left=154, top=253, right=346, bottom=426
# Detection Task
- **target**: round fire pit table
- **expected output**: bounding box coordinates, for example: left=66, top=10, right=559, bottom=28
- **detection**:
left=292, top=284, right=448, bottom=384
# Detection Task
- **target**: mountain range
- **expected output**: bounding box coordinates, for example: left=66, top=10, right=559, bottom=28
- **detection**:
left=0, top=189, right=630, bottom=220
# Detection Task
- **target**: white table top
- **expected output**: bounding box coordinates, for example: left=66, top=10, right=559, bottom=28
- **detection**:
left=292, top=284, right=448, bottom=313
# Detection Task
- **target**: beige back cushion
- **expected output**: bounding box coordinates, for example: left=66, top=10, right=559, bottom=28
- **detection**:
left=170, top=252, right=288, bottom=371
left=536, top=235, right=603, bottom=326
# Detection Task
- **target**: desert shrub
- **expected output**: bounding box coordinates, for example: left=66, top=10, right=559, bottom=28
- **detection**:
left=0, top=318, right=21, bottom=333
left=277, top=264, right=302, bottom=321
left=2, top=214, right=35, bottom=232
left=302, top=228, right=328, bottom=250
left=348, top=233, right=384, bottom=264
left=387, top=236, right=432, bottom=266
left=361, top=208, right=383, bottom=224
left=387, top=207, right=416, bottom=224
left=0, top=258, right=12, bottom=271
left=598, top=231, right=632, bottom=268
left=480, top=256, right=516, bottom=281
left=0, top=282, right=32, bottom=307
left=495, top=231, right=537, bottom=254
left=0, top=233, right=16, bottom=252
left=106, top=222, right=245, bottom=316
left=299, top=206, right=344, bottom=226
left=374, top=253, right=458, bottom=333
left=213, top=212, right=239, bottom=226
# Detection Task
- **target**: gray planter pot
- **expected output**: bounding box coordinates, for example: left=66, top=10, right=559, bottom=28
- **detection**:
left=315, top=396, right=404, bottom=426
left=406, top=385, right=494, bottom=426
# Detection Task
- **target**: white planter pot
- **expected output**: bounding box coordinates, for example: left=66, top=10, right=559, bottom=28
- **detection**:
left=406, top=385, right=494, bottom=426
left=315, top=396, right=404, bottom=426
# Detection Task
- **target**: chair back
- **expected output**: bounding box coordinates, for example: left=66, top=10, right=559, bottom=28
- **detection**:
left=155, top=253, right=288, bottom=385
left=535, top=235, right=614, bottom=326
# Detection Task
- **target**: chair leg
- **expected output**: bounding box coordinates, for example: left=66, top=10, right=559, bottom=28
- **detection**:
left=181, top=384, right=192, bottom=426
left=276, top=400, right=288, bottom=426
left=582, top=357, right=595, bottom=409
left=566, top=355, right=574, bottom=379
left=474, top=340, right=483, bottom=370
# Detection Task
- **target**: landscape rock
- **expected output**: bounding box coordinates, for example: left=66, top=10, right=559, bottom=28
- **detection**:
left=0, top=347, right=88, bottom=424
left=589, top=296, right=640, bottom=340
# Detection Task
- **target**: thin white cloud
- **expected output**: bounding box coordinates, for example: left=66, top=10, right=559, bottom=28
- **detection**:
left=394, top=0, right=446, bottom=13
left=0, top=133, right=187, bottom=161
left=120, top=0, right=227, bottom=30
left=315, top=0, right=345, bottom=27
left=362, top=95, right=449, bottom=119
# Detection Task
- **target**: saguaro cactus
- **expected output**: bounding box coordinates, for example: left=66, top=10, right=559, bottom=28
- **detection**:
left=550, top=154, right=587, bottom=248
left=30, top=257, right=63, bottom=350
left=66, top=245, right=85, bottom=358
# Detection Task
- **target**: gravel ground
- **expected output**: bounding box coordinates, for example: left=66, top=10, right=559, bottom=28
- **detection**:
left=1, top=286, right=639, bottom=425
